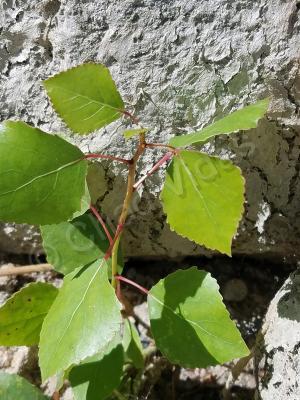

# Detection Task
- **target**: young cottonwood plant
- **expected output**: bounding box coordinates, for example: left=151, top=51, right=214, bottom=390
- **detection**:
left=0, top=63, right=269, bottom=399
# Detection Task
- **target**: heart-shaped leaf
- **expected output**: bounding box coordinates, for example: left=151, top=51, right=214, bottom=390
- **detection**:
left=69, top=334, right=124, bottom=400
left=0, top=121, right=87, bottom=225
left=0, top=282, right=58, bottom=346
left=44, top=63, right=124, bottom=134
left=148, top=267, right=249, bottom=368
left=161, top=150, right=244, bottom=255
left=39, top=260, right=122, bottom=381
left=170, top=98, right=269, bottom=147
left=0, top=373, right=49, bottom=400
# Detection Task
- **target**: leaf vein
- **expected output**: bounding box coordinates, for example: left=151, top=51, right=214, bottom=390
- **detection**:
left=150, top=294, right=236, bottom=346
left=0, top=158, right=82, bottom=198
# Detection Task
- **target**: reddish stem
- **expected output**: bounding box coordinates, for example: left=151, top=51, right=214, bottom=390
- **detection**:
left=104, top=223, right=124, bottom=260
left=90, top=205, right=113, bottom=245
left=84, top=153, right=131, bottom=165
left=116, top=279, right=122, bottom=302
left=133, top=152, right=173, bottom=190
left=115, top=275, right=149, bottom=295
left=122, top=110, right=140, bottom=125
left=146, top=143, right=178, bottom=153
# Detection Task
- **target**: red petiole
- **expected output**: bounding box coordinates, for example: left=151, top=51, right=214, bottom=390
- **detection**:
left=115, top=275, right=149, bottom=295
left=104, top=223, right=124, bottom=260
left=90, top=205, right=113, bottom=245
left=122, top=110, right=140, bottom=125
left=133, top=151, right=173, bottom=190
left=85, top=123, right=173, bottom=294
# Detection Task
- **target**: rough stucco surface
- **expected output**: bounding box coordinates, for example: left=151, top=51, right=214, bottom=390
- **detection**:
left=0, top=0, right=299, bottom=259
left=255, top=269, right=300, bottom=400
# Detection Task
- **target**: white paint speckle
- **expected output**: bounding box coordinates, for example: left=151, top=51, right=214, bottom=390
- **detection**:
left=255, top=201, right=270, bottom=234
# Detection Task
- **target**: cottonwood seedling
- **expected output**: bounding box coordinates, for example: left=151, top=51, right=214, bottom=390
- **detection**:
left=0, top=63, right=269, bottom=399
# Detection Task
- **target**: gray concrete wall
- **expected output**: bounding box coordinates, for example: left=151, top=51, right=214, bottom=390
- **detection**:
left=0, top=0, right=299, bottom=260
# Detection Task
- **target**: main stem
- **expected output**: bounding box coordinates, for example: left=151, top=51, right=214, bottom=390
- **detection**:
left=111, top=132, right=146, bottom=288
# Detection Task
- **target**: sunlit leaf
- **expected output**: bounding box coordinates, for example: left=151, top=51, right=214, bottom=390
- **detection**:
left=0, top=121, right=87, bottom=225
left=39, top=261, right=122, bottom=381
left=44, top=63, right=124, bottom=134
left=123, top=128, right=148, bottom=139
left=0, top=283, right=58, bottom=346
left=70, top=182, right=91, bottom=220
left=0, top=373, right=49, bottom=400
left=170, top=98, right=269, bottom=147
left=148, top=267, right=249, bottom=368
left=161, top=150, right=244, bottom=255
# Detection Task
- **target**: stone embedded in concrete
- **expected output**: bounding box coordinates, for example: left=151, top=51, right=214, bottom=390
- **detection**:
left=255, top=269, right=300, bottom=399
left=0, top=0, right=299, bottom=260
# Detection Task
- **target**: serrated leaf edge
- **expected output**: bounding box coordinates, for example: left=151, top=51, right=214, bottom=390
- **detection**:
left=39, top=260, right=122, bottom=381
left=170, top=98, right=270, bottom=147
left=43, top=62, right=125, bottom=135
left=148, top=267, right=250, bottom=368
left=160, top=152, right=245, bottom=256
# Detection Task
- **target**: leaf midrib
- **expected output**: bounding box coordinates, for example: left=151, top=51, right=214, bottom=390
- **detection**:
left=44, top=260, right=105, bottom=374
left=150, top=293, right=237, bottom=346
left=52, top=86, right=124, bottom=113
left=178, top=155, right=223, bottom=245
left=0, top=158, right=83, bottom=198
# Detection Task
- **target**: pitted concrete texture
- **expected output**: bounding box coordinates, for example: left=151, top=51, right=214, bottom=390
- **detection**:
left=0, top=0, right=299, bottom=259
left=255, top=269, right=300, bottom=400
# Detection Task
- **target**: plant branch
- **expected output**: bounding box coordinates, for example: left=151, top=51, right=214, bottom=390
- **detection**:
left=52, top=391, right=60, bottom=400
left=110, top=133, right=146, bottom=287
left=133, top=152, right=173, bottom=191
left=122, top=110, right=140, bottom=126
left=104, top=223, right=124, bottom=260
left=0, top=264, right=53, bottom=276
left=84, top=153, right=131, bottom=165
left=115, top=275, right=149, bottom=295
left=145, top=142, right=178, bottom=153
left=90, top=205, right=113, bottom=245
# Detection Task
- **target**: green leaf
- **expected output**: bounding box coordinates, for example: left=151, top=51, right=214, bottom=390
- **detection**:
left=148, top=267, right=249, bottom=368
left=170, top=98, right=269, bottom=147
left=71, top=181, right=91, bottom=220
left=161, top=150, right=244, bottom=255
left=0, top=121, right=87, bottom=225
left=41, top=213, right=108, bottom=275
left=0, top=373, right=49, bottom=400
left=39, top=260, right=122, bottom=381
left=69, top=334, right=124, bottom=400
left=122, top=319, right=144, bottom=369
left=123, top=128, right=148, bottom=139
left=0, top=283, right=58, bottom=346
left=41, top=213, right=123, bottom=275
left=44, top=63, right=124, bottom=134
